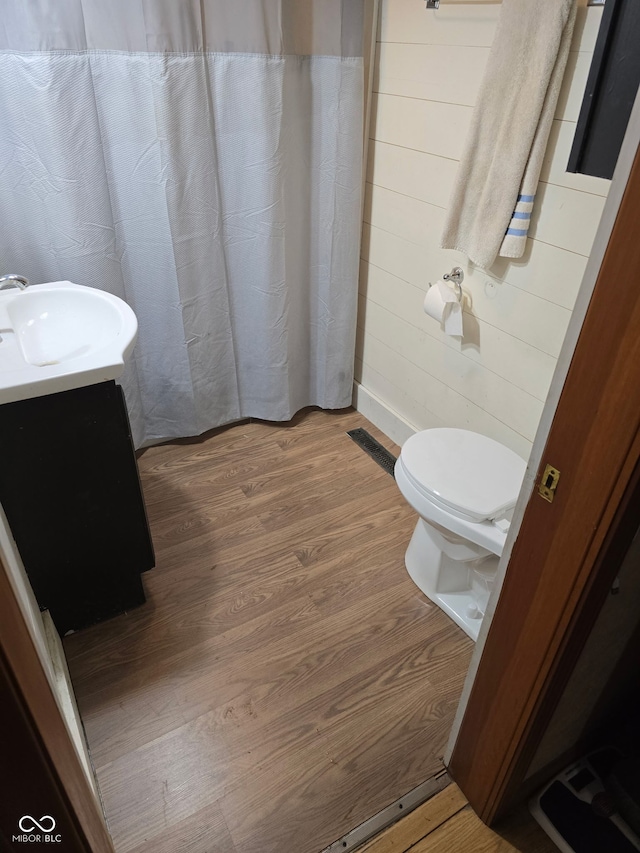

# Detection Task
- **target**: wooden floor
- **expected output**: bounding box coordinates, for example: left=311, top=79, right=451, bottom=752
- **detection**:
left=64, top=408, right=473, bottom=853
left=360, top=784, right=558, bottom=853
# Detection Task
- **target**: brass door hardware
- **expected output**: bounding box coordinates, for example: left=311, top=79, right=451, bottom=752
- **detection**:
left=538, top=464, right=561, bottom=503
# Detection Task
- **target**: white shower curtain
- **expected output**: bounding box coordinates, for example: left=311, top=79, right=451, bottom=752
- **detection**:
left=0, top=1, right=364, bottom=446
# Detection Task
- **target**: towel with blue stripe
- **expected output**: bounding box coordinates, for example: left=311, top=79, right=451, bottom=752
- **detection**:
left=440, top=0, right=577, bottom=269
left=502, top=193, right=535, bottom=255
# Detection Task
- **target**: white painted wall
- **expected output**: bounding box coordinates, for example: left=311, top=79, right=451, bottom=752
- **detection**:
left=355, top=0, right=610, bottom=459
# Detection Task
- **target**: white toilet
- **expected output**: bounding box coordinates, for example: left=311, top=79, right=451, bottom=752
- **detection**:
left=395, top=428, right=526, bottom=641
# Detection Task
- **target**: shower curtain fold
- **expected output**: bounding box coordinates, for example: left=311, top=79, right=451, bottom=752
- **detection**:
left=0, top=1, right=363, bottom=446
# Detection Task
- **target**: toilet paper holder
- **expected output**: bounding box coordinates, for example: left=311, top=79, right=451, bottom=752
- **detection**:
left=442, top=267, right=464, bottom=302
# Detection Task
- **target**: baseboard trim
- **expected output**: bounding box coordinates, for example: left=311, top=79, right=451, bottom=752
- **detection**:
left=352, top=382, right=416, bottom=448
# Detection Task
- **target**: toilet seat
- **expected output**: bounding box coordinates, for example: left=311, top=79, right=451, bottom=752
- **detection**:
left=399, top=428, right=526, bottom=523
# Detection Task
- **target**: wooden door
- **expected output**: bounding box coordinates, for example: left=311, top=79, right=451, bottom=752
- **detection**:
left=447, top=123, right=640, bottom=823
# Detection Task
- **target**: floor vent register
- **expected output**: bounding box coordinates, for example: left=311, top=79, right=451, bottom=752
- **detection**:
left=347, top=428, right=397, bottom=476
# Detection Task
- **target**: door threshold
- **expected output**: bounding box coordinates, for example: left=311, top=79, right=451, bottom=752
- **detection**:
left=321, top=768, right=451, bottom=852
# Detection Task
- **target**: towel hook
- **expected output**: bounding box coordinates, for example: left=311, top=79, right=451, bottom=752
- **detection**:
left=442, top=266, right=464, bottom=302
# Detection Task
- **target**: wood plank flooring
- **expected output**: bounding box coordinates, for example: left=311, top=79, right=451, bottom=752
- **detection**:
left=63, top=408, right=473, bottom=853
left=360, top=784, right=558, bottom=853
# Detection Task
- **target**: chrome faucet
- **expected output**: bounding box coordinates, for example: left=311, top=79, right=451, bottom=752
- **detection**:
left=0, top=274, right=30, bottom=290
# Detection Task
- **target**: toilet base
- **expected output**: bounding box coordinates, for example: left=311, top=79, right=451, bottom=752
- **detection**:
left=405, top=519, right=499, bottom=642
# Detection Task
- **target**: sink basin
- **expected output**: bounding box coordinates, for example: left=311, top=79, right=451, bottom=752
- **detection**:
left=0, top=281, right=137, bottom=404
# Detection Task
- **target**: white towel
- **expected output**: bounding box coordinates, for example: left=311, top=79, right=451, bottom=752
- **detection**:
left=440, top=0, right=577, bottom=269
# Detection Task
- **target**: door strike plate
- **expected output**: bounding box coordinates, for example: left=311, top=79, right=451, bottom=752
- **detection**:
left=538, top=464, right=560, bottom=503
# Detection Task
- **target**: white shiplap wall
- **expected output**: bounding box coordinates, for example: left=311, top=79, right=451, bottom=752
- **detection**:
left=355, top=0, right=610, bottom=460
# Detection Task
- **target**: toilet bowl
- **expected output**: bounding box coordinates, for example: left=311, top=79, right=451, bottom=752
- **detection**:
left=395, top=428, right=526, bottom=641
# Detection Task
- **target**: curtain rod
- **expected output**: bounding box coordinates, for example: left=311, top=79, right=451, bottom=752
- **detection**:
left=425, top=0, right=604, bottom=7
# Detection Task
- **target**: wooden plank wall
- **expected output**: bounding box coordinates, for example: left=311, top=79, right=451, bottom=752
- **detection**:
left=356, top=0, right=609, bottom=459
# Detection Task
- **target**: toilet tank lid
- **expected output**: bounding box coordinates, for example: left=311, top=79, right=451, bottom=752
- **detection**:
left=400, top=428, right=527, bottom=521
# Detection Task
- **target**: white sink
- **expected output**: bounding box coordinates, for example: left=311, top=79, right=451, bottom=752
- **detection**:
left=0, top=281, right=137, bottom=404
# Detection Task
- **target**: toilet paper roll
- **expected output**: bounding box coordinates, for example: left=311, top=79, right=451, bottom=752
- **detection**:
left=423, top=280, right=463, bottom=337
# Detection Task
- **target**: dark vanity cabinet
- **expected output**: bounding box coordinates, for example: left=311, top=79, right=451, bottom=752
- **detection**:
left=0, top=381, right=154, bottom=636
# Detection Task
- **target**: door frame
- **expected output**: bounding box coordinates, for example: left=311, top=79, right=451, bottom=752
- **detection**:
left=445, top=88, right=640, bottom=823
left=0, top=551, right=115, bottom=852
